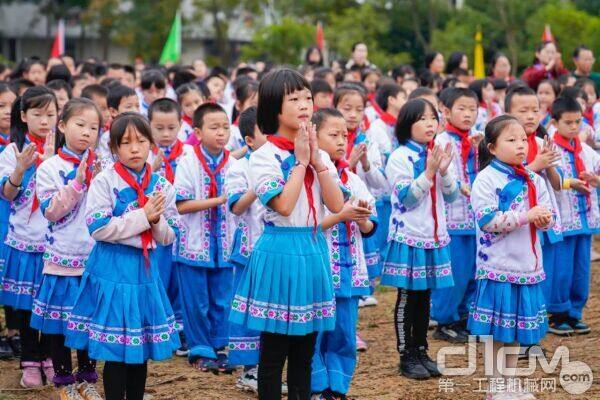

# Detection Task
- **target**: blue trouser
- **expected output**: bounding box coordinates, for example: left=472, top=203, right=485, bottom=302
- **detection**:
left=175, top=262, right=234, bottom=361
left=155, top=244, right=182, bottom=325
left=311, top=297, right=359, bottom=395
left=548, top=234, right=591, bottom=320
left=431, top=235, right=477, bottom=325
left=228, top=262, right=259, bottom=366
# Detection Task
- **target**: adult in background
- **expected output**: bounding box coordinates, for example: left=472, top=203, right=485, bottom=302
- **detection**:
left=521, top=41, right=568, bottom=90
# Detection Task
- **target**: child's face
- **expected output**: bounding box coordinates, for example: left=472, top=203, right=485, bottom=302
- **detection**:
left=90, top=94, right=110, bottom=127
left=489, top=122, right=528, bottom=165
left=245, top=126, right=267, bottom=152
left=238, top=92, right=258, bottom=113
left=576, top=97, right=588, bottom=114
left=0, top=90, right=17, bottom=133
left=316, top=116, right=347, bottom=162
left=279, top=88, right=313, bottom=133
left=582, top=84, right=597, bottom=105
left=494, top=89, right=506, bottom=110
left=53, top=89, right=70, bottom=116
left=114, top=125, right=151, bottom=172
left=150, top=111, right=181, bottom=147
left=411, top=106, right=438, bottom=144
left=24, top=64, right=46, bottom=86
left=21, top=102, right=58, bottom=138
left=401, top=80, right=419, bottom=96
left=181, top=91, right=204, bottom=119
left=537, top=82, right=555, bottom=110
left=142, top=84, right=166, bottom=105
left=314, top=92, right=332, bottom=109
left=195, top=111, right=230, bottom=154
left=388, top=92, right=407, bottom=116
left=447, top=96, right=478, bottom=131
left=508, top=95, right=540, bottom=135
left=482, top=83, right=495, bottom=104
left=72, top=79, right=88, bottom=98
left=336, top=93, right=364, bottom=131
left=117, top=94, right=140, bottom=115
left=59, top=108, right=100, bottom=154
left=206, top=77, right=225, bottom=103
left=324, top=73, right=336, bottom=89
left=363, top=73, right=379, bottom=93
left=555, top=112, right=582, bottom=140
left=122, top=72, right=136, bottom=89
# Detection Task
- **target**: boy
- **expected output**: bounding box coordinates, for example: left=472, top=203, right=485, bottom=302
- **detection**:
left=431, top=88, right=479, bottom=343
left=174, top=103, right=236, bottom=372
left=107, top=85, right=139, bottom=118
left=366, top=83, right=407, bottom=161
left=139, top=70, right=167, bottom=117
left=549, top=96, right=600, bottom=336
left=311, top=79, right=333, bottom=110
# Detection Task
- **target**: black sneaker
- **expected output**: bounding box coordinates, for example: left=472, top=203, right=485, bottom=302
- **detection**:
left=7, top=335, right=21, bottom=357
left=399, top=350, right=430, bottom=380
left=433, top=322, right=469, bottom=343
left=175, top=331, right=189, bottom=357
left=415, top=346, right=441, bottom=377
left=0, top=336, right=14, bottom=360
left=548, top=314, right=574, bottom=336
left=566, top=317, right=591, bottom=335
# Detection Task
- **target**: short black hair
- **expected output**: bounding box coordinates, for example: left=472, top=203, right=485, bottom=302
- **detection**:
left=148, top=98, right=181, bottom=121
left=314, top=67, right=334, bottom=80
left=141, top=70, right=166, bottom=90
left=504, top=86, right=536, bottom=113
left=538, top=79, right=560, bottom=96
left=573, top=44, right=591, bottom=59
left=8, top=78, right=34, bottom=95
left=193, top=102, right=227, bottom=129
left=491, top=78, right=508, bottom=90
left=561, top=86, right=588, bottom=103
left=47, top=79, right=73, bottom=99
left=236, top=66, right=257, bottom=78
left=407, top=86, right=435, bottom=100
left=333, top=83, right=366, bottom=107
left=81, top=84, right=108, bottom=100
left=100, top=77, right=121, bottom=89
left=312, top=108, right=344, bottom=132
left=238, top=106, right=257, bottom=139
left=442, top=88, right=478, bottom=109
left=257, top=68, right=311, bottom=135
left=109, top=112, right=154, bottom=153
left=575, top=77, right=596, bottom=93
left=551, top=96, right=582, bottom=121
left=375, top=83, right=404, bottom=111
left=395, top=99, right=439, bottom=146
left=172, top=68, right=196, bottom=90
left=468, top=79, right=492, bottom=103
left=107, top=85, right=137, bottom=110
left=311, top=79, right=333, bottom=95
left=46, top=64, right=72, bottom=84
left=175, top=82, right=204, bottom=103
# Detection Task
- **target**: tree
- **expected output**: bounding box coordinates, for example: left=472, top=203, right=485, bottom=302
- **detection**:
left=82, top=0, right=121, bottom=60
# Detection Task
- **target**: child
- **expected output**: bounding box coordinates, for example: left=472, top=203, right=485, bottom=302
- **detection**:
left=173, top=103, right=236, bottom=372
left=227, top=78, right=259, bottom=157
left=108, top=85, right=140, bottom=119
left=175, top=83, right=204, bottom=142
left=431, top=88, right=479, bottom=344
left=64, top=113, right=181, bottom=400
left=82, top=84, right=112, bottom=169
left=229, top=68, right=344, bottom=399
left=537, top=79, right=560, bottom=130
left=311, top=79, right=333, bottom=111
left=205, top=74, right=226, bottom=104
left=367, top=83, right=407, bottom=159
left=469, top=115, right=554, bottom=400
left=225, top=106, right=267, bottom=392
left=0, top=86, right=57, bottom=387
left=147, top=98, right=191, bottom=356
left=47, top=80, right=72, bottom=116
left=33, top=98, right=103, bottom=399
left=381, top=98, right=457, bottom=380
left=469, top=79, right=502, bottom=132
left=139, top=70, right=167, bottom=117
left=575, top=78, right=600, bottom=133
left=22, top=59, right=47, bottom=86
left=547, top=96, right=600, bottom=335
left=312, top=108, right=376, bottom=400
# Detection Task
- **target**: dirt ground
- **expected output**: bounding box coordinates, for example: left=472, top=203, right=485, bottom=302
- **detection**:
left=1, top=258, right=599, bottom=399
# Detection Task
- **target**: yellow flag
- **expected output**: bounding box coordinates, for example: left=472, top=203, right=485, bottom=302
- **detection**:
left=474, top=27, right=485, bottom=78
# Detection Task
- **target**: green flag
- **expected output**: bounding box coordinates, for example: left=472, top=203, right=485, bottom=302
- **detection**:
left=159, top=10, right=181, bottom=65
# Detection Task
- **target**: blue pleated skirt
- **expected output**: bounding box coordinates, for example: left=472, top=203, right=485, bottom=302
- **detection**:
left=467, top=279, right=548, bottom=345
left=31, top=274, right=81, bottom=334
left=0, top=246, right=44, bottom=310
left=381, top=241, right=454, bottom=290
left=229, top=226, right=336, bottom=335
left=65, top=242, right=181, bottom=363
left=375, top=198, right=391, bottom=252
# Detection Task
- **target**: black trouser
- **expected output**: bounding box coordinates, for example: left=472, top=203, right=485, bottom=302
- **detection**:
left=103, top=361, right=147, bottom=400
left=48, top=334, right=97, bottom=386
left=258, top=332, right=317, bottom=400
left=3, top=306, right=19, bottom=331
left=394, top=288, right=431, bottom=355
left=17, top=310, right=50, bottom=363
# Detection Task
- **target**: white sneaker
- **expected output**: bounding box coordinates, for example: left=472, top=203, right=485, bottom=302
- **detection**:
left=429, top=319, right=438, bottom=329
left=77, top=382, right=103, bottom=400
left=311, top=394, right=325, bottom=400
left=358, top=295, right=378, bottom=308
left=59, top=384, right=85, bottom=400
left=236, top=367, right=258, bottom=393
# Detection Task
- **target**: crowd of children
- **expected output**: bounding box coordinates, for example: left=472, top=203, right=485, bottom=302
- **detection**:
left=0, top=41, right=598, bottom=400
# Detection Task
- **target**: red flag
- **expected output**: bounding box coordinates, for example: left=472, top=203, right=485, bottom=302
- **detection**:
left=316, top=21, right=324, bottom=51
left=50, top=19, right=65, bottom=58
left=541, top=24, right=554, bottom=43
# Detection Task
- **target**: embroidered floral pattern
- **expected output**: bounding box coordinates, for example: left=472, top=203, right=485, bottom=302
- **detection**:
left=32, top=300, right=72, bottom=321
left=228, top=337, right=260, bottom=351
left=231, top=295, right=336, bottom=324
left=42, top=250, right=86, bottom=269
left=475, top=268, right=545, bottom=285
left=5, top=236, right=45, bottom=252
left=387, top=232, right=450, bottom=249
left=470, top=306, right=546, bottom=330
left=256, top=178, right=285, bottom=199
left=85, top=209, right=112, bottom=226
left=175, top=187, right=194, bottom=200
left=0, top=277, right=38, bottom=296
left=382, top=262, right=452, bottom=279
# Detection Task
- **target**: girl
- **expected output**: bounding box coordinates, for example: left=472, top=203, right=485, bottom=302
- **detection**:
left=521, top=41, right=569, bottom=90
left=469, top=79, right=502, bottom=132
left=22, top=59, right=47, bottom=86
left=0, top=86, right=57, bottom=387
left=64, top=113, right=181, bottom=400
left=469, top=116, right=554, bottom=400
left=537, top=79, right=560, bottom=130
left=381, top=98, right=458, bottom=380
left=229, top=68, right=344, bottom=400
left=227, top=78, right=259, bottom=156
left=32, top=98, right=103, bottom=399
left=312, top=108, right=375, bottom=400
left=176, top=83, right=204, bottom=142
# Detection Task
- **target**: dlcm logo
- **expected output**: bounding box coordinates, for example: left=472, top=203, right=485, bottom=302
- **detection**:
left=437, top=335, right=593, bottom=395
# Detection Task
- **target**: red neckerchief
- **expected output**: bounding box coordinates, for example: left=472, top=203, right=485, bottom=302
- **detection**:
left=379, top=110, right=397, bottom=127
left=346, top=127, right=358, bottom=159
left=553, top=134, right=590, bottom=209
left=0, top=133, right=9, bottom=146
left=426, top=140, right=439, bottom=243
left=445, top=123, right=474, bottom=182
left=361, top=114, right=371, bottom=131
left=526, top=134, right=539, bottom=165
left=512, top=164, right=539, bottom=269
left=57, top=148, right=96, bottom=188
left=233, top=117, right=239, bottom=126
left=27, top=133, right=46, bottom=215
left=335, top=158, right=352, bottom=242
left=182, top=114, right=193, bottom=127
left=368, top=93, right=384, bottom=118
left=480, top=101, right=498, bottom=119
left=583, top=107, right=594, bottom=125
left=193, top=146, right=229, bottom=198
left=267, top=135, right=317, bottom=230
left=153, top=140, right=183, bottom=183
left=113, top=161, right=153, bottom=268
